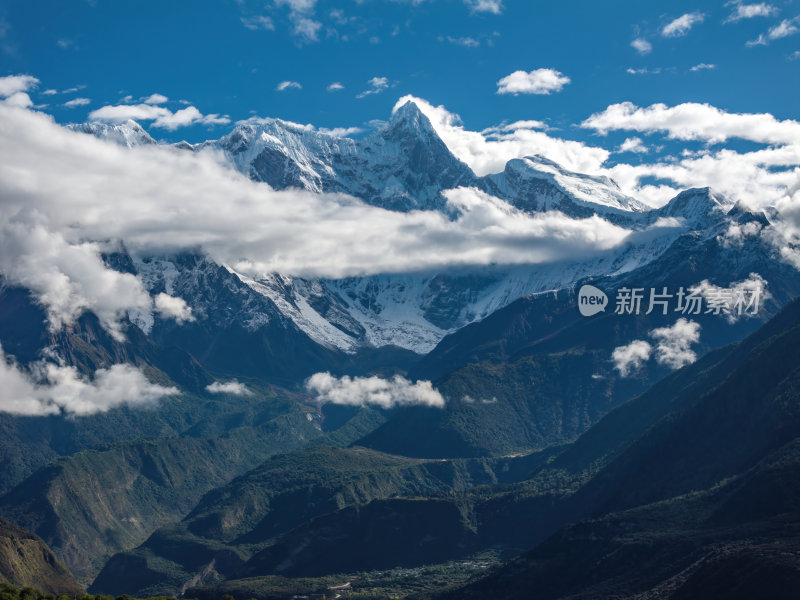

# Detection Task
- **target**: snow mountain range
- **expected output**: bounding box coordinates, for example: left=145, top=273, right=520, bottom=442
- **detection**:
left=76, top=102, right=770, bottom=356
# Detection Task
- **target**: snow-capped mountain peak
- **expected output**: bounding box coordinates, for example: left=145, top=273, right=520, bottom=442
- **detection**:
left=68, top=120, right=156, bottom=148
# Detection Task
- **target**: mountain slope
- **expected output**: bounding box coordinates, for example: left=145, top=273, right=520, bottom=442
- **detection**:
left=0, top=517, right=81, bottom=594
left=0, top=402, right=321, bottom=583
left=438, top=297, right=800, bottom=600
left=89, top=446, right=526, bottom=595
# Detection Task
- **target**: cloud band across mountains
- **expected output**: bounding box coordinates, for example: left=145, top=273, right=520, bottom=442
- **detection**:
left=0, top=101, right=675, bottom=339
left=0, top=78, right=798, bottom=346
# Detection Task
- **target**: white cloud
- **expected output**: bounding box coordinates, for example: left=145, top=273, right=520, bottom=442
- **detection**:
left=206, top=380, right=251, bottom=395
left=496, top=68, right=570, bottom=95
left=0, top=74, right=38, bottom=97
left=305, top=372, right=445, bottom=408
left=0, top=344, right=177, bottom=416
left=241, top=15, right=275, bottom=31
left=89, top=102, right=230, bottom=130
left=0, top=220, right=153, bottom=340
left=724, top=2, right=778, bottom=23
left=768, top=17, right=800, bottom=39
left=3, top=92, right=34, bottom=109
left=690, top=63, right=716, bottom=71
left=662, top=12, right=706, bottom=37
left=63, top=97, right=90, bottom=108
left=143, top=93, right=168, bottom=105
left=356, top=76, right=390, bottom=98
left=618, top=137, right=648, bottom=154
left=0, top=75, right=38, bottom=109
left=606, top=143, right=800, bottom=208
left=650, top=318, right=701, bottom=369
left=276, top=80, right=302, bottom=91
left=394, top=95, right=609, bottom=176
left=631, top=37, right=652, bottom=54
left=292, top=16, right=322, bottom=42
left=464, top=0, right=503, bottom=15
left=770, top=185, right=800, bottom=267
left=612, top=340, right=652, bottom=377
left=582, top=101, right=800, bottom=146
left=154, top=293, right=195, bottom=323
left=748, top=17, right=800, bottom=45
left=327, top=82, right=344, bottom=91
left=718, top=220, right=764, bottom=247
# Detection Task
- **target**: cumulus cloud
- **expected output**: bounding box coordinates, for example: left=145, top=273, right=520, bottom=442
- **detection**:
left=771, top=186, right=800, bottom=267
left=154, top=293, right=195, bottom=323
left=0, top=74, right=38, bottom=109
left=612, top=340, right=653, bottom=376
left=662, top=12, right=706, bottom=37
left=464, top=0, right=503, bottom=14
left=496, top=68, right=570, bottom=95
left=356, top=76, right=390, bottom=98
left=143, top=93, right=168, bottom=105
left=305, top=372, right=445, bottom=408
left=618, top=137, right=648, bottom=154
left=276, top=80, right=302, bottom=91
left=0, top=345, right=177, bottom=416
left=631, top=37, right=652, bottom=55
left=606, top=142, right=800, bottom=208
left=582, top=101, right=800, bottom=146
left=650, top=318, right=701, bottom=369
left=690, top=63, right=716, bottom=71
left=0, top=74, right=38, bottom=97
left=326, top=82, right=344, bottom=91
left=63, top=97, right=90, bottom=108
left=206, top=380, right=251, bottom=395
left=89, top=103, right=230, bottom=131
left=724, top=2, right=778, bottom=23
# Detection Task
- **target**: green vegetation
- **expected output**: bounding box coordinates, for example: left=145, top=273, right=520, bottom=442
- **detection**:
left=0, top=401, right=323, bottom=585
left=438, top=299, right=800, bottom=599
left=0, top=518, right=81, bottom=594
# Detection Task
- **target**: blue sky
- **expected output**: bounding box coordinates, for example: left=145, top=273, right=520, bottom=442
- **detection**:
left=1, top=0, right=798, bottom=148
